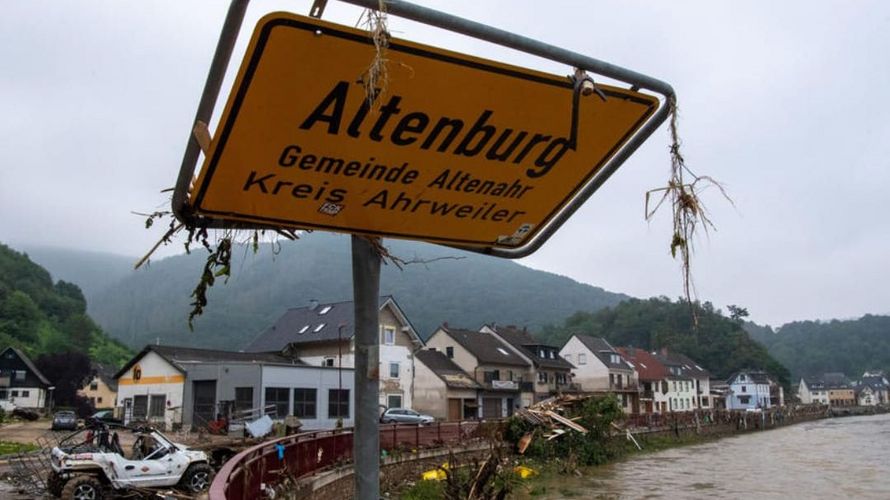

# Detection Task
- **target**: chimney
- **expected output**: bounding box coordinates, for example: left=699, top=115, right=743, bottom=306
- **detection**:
left=308, top=299, right=319, bottom=311
left=443, top=321, right=449, bottom=328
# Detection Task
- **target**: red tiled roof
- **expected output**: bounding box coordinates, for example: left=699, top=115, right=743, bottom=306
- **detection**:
left=615, top=347, right=668, bottom=381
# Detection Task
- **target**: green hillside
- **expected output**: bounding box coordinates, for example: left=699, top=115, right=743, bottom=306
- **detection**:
left=0, top=243, right=132, bottom=366
left=539, top=297, right=791, bottom=386
left=745, top=315, right=890, bottom=380
left=87, top=232, right=629, bottom=350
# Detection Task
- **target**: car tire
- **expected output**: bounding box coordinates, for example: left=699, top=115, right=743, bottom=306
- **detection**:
left=61, top=475, right=104, bottom=500
left=179, top=462, right=214, bottom=494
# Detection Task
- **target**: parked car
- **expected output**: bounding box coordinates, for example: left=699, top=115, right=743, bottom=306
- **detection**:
left=380, top=408, right=434, bottom=425
left=51, top=411, right=78, bottom=431
left=90, top=409, right=122, bottom=424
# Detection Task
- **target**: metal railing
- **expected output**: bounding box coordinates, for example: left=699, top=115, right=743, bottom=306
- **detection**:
left=209, top=420, right=499, bottom=499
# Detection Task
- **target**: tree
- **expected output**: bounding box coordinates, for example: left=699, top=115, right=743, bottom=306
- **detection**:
left=727, top=305, right=749, bottom=322
left=36, top=351, right=95, bottom=414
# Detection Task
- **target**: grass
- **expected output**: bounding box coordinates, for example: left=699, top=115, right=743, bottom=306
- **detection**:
left=0, top=441, right=38, bottom=456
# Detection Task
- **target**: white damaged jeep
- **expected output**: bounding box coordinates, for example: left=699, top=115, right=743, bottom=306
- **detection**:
left=48, top=423, right=213, bottom=499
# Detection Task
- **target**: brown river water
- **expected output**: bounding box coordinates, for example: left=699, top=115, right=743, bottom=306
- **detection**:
left=516, top=413, right=890, bottom=499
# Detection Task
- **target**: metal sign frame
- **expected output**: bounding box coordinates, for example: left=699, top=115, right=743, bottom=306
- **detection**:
left=171, top=0, right=674, bottom=260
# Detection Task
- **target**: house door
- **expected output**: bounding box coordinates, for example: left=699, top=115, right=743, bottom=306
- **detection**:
left=482, top=398, right=501, bottom=419
left=447, top=399, right=461, bottom=421
left=193, top=380, right=217, bottom=428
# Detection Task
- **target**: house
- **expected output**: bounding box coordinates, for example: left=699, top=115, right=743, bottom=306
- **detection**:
left=115, top=345, right=355, bottom=430
left=425, top=324, right=531, bottom=418
left=823, top=373, right=855, bottom=407
left=798, top=378, right=829, bottom=405
left=560, top=335, right=639, bottom=413
left=615, top=347, right=694, bottom=414
left=0, top=347, right=52, bottom=411
left=78, top=363, right=118, bottom=410
left=657, top=350, right=712, bottom=410
left=855, top=384, right=877, bottom=406
left=725, top=370, right=773, bottom=410
left=245, top=296, right=423, bottom=410
left=413, top=350, right=480, bottom=421
left=481, top=324, right=575, bottom=404
left=859, top=371, right=889, bottom=404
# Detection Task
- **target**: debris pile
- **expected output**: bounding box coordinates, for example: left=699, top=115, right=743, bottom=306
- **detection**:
left=512, top=395, right=588, bottom=452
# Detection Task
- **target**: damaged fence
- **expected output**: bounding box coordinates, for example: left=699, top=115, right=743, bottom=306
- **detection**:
left=209, top=420, right=501, bottom=499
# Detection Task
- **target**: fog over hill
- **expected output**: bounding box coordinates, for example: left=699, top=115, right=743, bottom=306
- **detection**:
left=73, top=233, right=629, bottom=350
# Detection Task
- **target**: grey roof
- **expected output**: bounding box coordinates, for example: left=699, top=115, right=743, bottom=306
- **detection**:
left=114, top=345, right=304, bottom=379
left=2, top=347, right=52, bottom=386
left=487, top=325, right=574, bottom=370
left=802, top=377, right=826, bottom=390
left=861, top=375, right=889, bottom=389
left=245, top=296, right=420, bottom=353
left=659, top=351, right=710, bottom=378
left=93, top=363, right=119, bottom=392
left=415, top=350, right=480, bottom=390
left=439, top=326, right=529, bottom=368
left=572, top=335, right=634, bottom=370
left=822, top=372, right=852, bottom=389
left=727, top=370, right=772, bottom=385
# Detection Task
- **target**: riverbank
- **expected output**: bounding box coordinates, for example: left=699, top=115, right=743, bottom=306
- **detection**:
left=512, top=411, right=890, bottom=499
left=396, top=404, right=883, bottom=499
left=511, top=405, right=886, bottom=499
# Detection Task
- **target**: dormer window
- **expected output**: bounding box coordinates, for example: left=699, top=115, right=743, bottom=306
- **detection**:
left=539, top=349, right=545, bottom=358
left=549, top=351, right=555, bottom=359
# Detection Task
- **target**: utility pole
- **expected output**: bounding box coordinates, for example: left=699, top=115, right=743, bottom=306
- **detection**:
left=351, top=235, right=381, bottom=499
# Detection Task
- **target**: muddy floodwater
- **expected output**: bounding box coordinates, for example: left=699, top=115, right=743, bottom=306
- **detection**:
left=517, top=413, right=890, bottom=499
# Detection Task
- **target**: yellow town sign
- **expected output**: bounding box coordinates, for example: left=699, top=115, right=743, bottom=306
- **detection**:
left=190, top=12, right=659, bottom=249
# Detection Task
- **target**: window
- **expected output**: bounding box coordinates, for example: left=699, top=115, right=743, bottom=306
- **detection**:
left=14, top=370, right=25, bottom=381
left=329, top=389, right=350, bottom=418
left=97, top=397, right=103, bottom=404
left=496, top=347, right=510, bottom=356
left=389, top=362, right=400, bottom=378
left=313, top=323, right=325, bottom=333
left=89, top=382, right=98, bottom=391
left=384, top=327, right=396, bottom=345
left=265, top=387, right=290, bottom=418
left=298, top=325, right=309, bottom=334
left=563, top=353, right=572, bottom=363
left=701, top=396, right=709, bottom=407
left=149, top=395, right=166, bottom=418
left=539, top=349, right=545, bottom=358
left=0, top=390, right=7, bottom=400
left=323, top=357, right=335, bottom=367
left=538, top=372, right=548, bottom=383
left=611, top=354, right=620, bottom=364
left=387, top=394, right=402, bottom=409
left=738, top=395, right=751, bottom=404
left=578, top=353, right=587, bottom=365
left=235, top=387, right=254, bottom=413
left=741, top=385, right=747, bottom=393
left=293, top=389, right=317, bottom=419
left=484, top=370, right=500, bottom=383
left=319, top=305, right=332, bottom=315
left=446, top=347, right=454, bottom=359
left=133, top=395, right=148, bottom=419
left=21, top=390, right=29, bottom=398
left=11, top=391, right=18, bottom=397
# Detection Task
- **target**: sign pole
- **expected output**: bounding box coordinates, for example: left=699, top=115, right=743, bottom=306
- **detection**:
left=351, top=235, right=381, bottom=499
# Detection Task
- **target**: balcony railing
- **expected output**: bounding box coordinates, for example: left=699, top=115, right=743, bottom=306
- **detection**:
left=488, top=380, right=518, bottom=390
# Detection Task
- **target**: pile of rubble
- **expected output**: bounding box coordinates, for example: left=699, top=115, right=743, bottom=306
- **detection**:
left=512, top=395, right=589, bottom=453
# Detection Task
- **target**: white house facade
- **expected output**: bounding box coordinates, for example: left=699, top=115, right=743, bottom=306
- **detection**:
left=726, top=371, right=773, bottom=410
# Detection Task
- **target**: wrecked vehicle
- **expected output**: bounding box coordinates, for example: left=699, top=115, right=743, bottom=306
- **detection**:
left=47, top=421, right=213, bottom=499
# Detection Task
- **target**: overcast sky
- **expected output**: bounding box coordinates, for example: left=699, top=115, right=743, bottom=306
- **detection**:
left=2, top=1, right=888, bottom=328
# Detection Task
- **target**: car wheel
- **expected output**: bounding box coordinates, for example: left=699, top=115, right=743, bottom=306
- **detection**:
left=179, top=463, right=214, bottom=494
left=61, top=475, right=104, bottom=500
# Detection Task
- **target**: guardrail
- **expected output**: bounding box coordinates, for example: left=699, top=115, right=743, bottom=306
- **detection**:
left=209, top=420, right=498, bottom=499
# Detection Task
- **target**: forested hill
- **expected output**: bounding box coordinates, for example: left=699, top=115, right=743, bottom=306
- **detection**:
left=21, top=245, right=134, bottom=309
left=88, top=232, right=629, bottom=351
left=0, top=243, right=131, bottom=366
left=744, top=315, right=890, bottom=379
left=539, top=297, right=791, bottom=387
